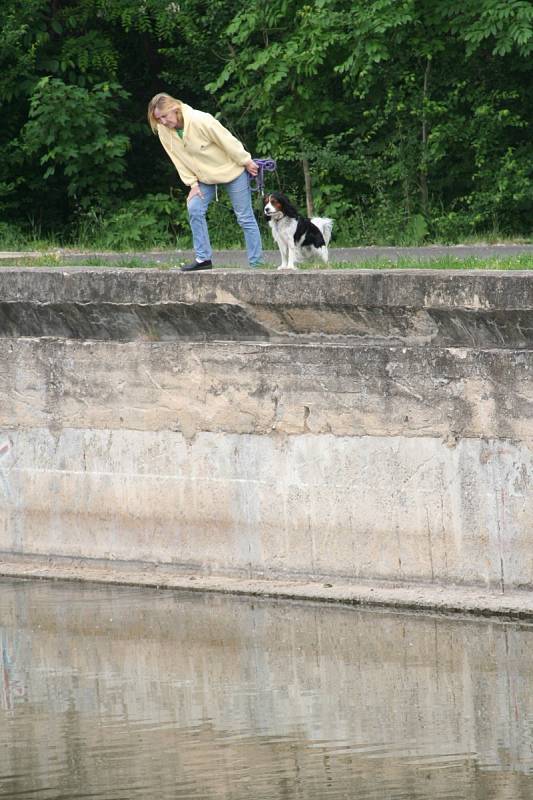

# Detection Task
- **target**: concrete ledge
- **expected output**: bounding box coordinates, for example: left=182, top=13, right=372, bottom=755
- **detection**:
left=1, top=268, right=533, bottom=346
left=1, top=554, right=533, bottom=619
left=2, top=267, right=533, bottom=308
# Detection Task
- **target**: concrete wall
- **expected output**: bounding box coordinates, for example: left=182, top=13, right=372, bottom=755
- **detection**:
left=0, top=268, right=531, bottom=591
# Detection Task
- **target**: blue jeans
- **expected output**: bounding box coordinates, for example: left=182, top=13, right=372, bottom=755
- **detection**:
left=187, top=170, right=262, bottom=267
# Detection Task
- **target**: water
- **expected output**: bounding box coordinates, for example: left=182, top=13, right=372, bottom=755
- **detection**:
left=1, top=578, right=533, bottom=799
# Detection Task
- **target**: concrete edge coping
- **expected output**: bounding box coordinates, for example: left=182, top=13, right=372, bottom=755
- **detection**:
left=1, top=557, right=533, bottom=621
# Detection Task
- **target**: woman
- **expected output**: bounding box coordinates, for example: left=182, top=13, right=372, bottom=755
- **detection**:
left=147, top=93, right=262, bottom=271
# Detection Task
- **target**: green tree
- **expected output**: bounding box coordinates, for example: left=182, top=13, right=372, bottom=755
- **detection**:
left=0, top=0, right=530, bottom=243
left=22, top=77, right=130, bottom=208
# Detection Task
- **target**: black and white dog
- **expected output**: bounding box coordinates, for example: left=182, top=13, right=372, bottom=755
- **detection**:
left=263, top=192, right=334, bottom=270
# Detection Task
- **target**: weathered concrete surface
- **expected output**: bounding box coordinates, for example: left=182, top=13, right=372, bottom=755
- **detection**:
left=0, top=267, right=533, bottom=348
left=0, top=269, right=532, bottom=609
left=0, top=339, right=531, bottom=439
left=1, top=426, right=531, bottom=587
left=2, top=555, right=533, bottom=618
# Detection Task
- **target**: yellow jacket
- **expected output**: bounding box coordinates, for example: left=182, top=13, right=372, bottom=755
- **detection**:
left=157, top=102, right=252, bottom=187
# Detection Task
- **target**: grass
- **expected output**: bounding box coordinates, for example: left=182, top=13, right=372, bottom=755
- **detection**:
left=1, top=253, right=532, bottom=271
left=321, top=253, right=533, bottom=270
left=0, top=255, right=152, bottom=269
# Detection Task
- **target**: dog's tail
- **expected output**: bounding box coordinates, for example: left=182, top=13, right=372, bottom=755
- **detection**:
left=311, top=217, right=334, bottom=246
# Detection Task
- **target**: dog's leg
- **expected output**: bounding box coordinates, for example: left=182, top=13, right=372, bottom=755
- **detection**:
left=285, top=244, right=297, bottom=270
left=319, top=246, right=329, bottom=264
left=277, top=242, right=289, bottom=270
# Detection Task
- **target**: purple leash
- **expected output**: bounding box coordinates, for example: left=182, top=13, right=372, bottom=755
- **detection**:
left=249, top=158, right=277, bottom=193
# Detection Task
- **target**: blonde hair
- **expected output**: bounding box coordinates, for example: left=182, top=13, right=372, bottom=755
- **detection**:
left=147, top=93, right=182, bottom=133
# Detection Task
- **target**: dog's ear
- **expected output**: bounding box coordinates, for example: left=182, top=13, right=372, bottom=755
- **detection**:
left=279, top=194, right=299, bottom=219
left=262, top=194, right=269, bottom=205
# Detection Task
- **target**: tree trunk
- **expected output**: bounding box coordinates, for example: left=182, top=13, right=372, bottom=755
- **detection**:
left=419, top=57, right=431, bottom=217
left=302, top=158, right=314, bottom=217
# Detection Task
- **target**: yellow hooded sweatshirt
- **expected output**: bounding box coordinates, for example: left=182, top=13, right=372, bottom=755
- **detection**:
left=157, top=102, right=252, bottom=188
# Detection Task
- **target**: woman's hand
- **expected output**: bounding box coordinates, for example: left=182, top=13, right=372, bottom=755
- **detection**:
left=244, top=159, right=259, bottom=177
left=187, top=184, right=203, bottom=202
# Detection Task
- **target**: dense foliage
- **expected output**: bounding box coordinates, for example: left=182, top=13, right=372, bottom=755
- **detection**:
left=1, top=0, right=531, bottom=247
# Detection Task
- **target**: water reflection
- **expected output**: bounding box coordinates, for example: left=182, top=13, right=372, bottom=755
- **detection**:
left=0, top=578, right=533, bottom=799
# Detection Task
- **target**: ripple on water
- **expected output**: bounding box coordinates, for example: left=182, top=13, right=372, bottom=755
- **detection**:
left=1, top=578, right=533, bottom=799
